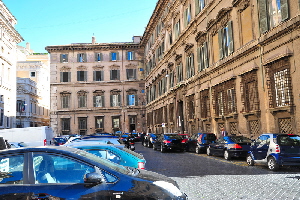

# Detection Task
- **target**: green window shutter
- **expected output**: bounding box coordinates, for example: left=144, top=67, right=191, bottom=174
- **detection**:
left=191, top=53, right=194, bottom=76
left=67, top=72, right=71, bottom=82
left=84, top=71, right=87, bottom=81
left=126, top=51, right=129, bottom=60
left=127, top=95, right=130, bottom=106
left=110, top=95, right=113, bottom=107
left=116, top=52, right=120, bottom=60
left=60, top=54, right=63, bottom=63
left=197, top=47, right=201, bottom=71
left=93, top=71, right=96, bottom=81
left=83, top=53, right=87, bottom=62
left=280, top=0, right=289, bottom=21
left=135, top=95, right=138, bottom=106
left=117, top=70, right=120, bottom=80
left=228, top=21, right=234, bottom=54
left=100, top=53, right=103, bottom=61
left=118, top=95, right=121, bottom=106
left=186, top=57, right=189, bottom=78
left=102, top=96, right=105, bottom=107
left=218, top=29, right=224, bottom=59
left=257, top=0, right=269, bottom=34
left=203, top=42, right=209, bottom=69
left=77, top=54, right=80, bottom=62
left=77, top=71, right=80, bottom=81
left=93, top=96, right=96, bottom=107
left=101, top=71, right=104, bottom=81
left=132, top=51, right=135, bottom=60
left=195, top=0, right=200, bottom=15
left=95, top=53, right=98, bottom=61
left=109, top=53, right=112, bottom=61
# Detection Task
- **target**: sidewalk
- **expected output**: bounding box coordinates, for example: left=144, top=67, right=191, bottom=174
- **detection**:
left=172, top=174, right=300, bottom=200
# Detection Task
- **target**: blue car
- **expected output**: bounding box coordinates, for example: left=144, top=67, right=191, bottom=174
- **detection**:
left=247, top=133, right=300, bottom=170
left=207, top=135, right=252, bottom=160
left=66, top=142, right=146, bottom=169
left=0, top=146, right=187, bottom=199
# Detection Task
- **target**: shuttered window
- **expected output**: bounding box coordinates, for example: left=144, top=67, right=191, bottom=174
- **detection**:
left=218, top=21, right=233, bottom=59
left=93, top=71, right=104, bottom=81
left=60, top=72, right=71, bottom=82
left=197, top=42, right=209, bottom=72
left=77, top=71, right=87, bottom=81
left=110, top=70, right=120, bottom=80
left=126, top=69, right=136, bottom=80
left=60, top=54, right=68, bottom=63
left=95, top=53, right=103, bottom=61
left=77, top=53, right=87, bottom=62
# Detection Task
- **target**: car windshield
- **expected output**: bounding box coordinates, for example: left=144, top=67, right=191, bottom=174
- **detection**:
left=54, top=138, right=67, bottom=143
left=165, top=134, right=182, bottom=139
left=230, top=136, right=252, bottom=143
left=74, top=148, right=130, bottom=174
left=278, top=135, right=300, bottom=146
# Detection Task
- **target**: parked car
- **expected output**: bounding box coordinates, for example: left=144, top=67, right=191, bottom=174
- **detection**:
left=186, top=133, right=217, bottom=153
left=153, top=133, right=186, bottom=153
left=142, top=133, right=158, bottom=148
left=71, top=137, right=125, bottom=149
left=246, top=133, right=300, bottom=171
left=9, top=142, right=28, bottom=148
left=207, top=135, right=252, bottom=160
left=52, top=136, right=68, bottom=146
left=0, top=146, right=187, bottom=199
left=66, top=143, right=146, bottom=169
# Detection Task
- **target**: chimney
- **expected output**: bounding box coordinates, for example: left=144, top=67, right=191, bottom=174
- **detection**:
left=26, top=42, right=30, bottom=50
left=92, top=36, right=96, bottom=44
left=132, top=36, right=141, bottom=43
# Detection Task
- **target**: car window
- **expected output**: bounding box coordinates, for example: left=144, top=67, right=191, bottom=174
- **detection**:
left=33, top=153, right=95, bottom=184
left=0, top=154, right=24, bottom=184
left=231, top=136, right=252, bottom=143
left=86, top=150, right=121, bottom=164
left=256, top=135, right=270, bottom=145
left=278, top=135, right=300, bottom=146
left=165, top=135, right=182, bottom=139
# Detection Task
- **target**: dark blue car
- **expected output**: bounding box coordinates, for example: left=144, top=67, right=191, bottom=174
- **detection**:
left=0, top=146, right=187, bottom=199
left=207, top=135, right=252, bottom=160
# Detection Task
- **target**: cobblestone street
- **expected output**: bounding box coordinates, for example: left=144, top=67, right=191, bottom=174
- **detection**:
left=172, top=174, right=300, bottom=200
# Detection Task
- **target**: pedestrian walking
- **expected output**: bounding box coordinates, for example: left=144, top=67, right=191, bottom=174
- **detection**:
left=220, top=128, right=228, bottom=137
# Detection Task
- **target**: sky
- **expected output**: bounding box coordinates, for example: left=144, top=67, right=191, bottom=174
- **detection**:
left=3, top=0, right=158, bottom=53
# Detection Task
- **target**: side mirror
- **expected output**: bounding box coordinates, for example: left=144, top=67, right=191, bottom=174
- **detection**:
left=84, top=172, right=103, bottom=187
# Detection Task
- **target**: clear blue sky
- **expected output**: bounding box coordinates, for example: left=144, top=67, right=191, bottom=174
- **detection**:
left=3, top=0, right=157, bottom=53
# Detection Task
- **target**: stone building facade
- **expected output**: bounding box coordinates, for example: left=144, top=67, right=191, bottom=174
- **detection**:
left=46, top=37, right=146, bottom=136
left=141, top=0, right=300, bottom=138
left=0, top=1, right=23, bottom=128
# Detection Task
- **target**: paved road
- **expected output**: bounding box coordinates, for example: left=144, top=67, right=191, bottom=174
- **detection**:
left=135, top=142, right=300, bottom=200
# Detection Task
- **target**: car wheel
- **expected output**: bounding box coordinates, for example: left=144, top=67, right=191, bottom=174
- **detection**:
left=246, top=154, right=254, bottom=166
left=160, top=145, right=165, bottom=153
left=206, top=147, right=212, bottom=156
left=267, top=157, right=279, bottom=171
left=195, top=147, right=200, bottom=154
left=153, top=144, right=156, bottom=150
left=224, top=150, right=231, bottom=160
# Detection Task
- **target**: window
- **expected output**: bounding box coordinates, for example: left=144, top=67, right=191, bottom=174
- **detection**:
left=30, top=71, right=36, bottom=78
left=95, top=116, right=104, bottom=129
left=110, top=70, right=120, bottom=80
left=176, top=63, right=183, bottom=83
left=241, top=71, right=260, bottom=112
left=218, top=21, right=233, bottom=59
left=33, top=153, right=95, bottom=183
left=95, top=53, right=103, bottom=62
left=78, top=92, right=87, bottom=108
left=200, top=89, right=210, bottom=118
left=227, top=88, right=236, bottom=114
left=184, top=4, right=192, bottom=27
left=77, top=53, right=86, bottom=62
left=0, top=155, right=24, bottom=184
left=197, top=42, right=209, bottom=71
left=78, top=117, right=87, bottom=135
left=112, top=117, right=120, bottom=128
left=186, top=53, right=195, bottom=79
left=110, top=94, right=121, bottom=107
left=16, top=100, right=25, bottom=112
left=169, top=71, right=174, bottom=88
left=61, top=93, right=70, bottom=108
left=217, top=92, right=225, bottom=116
left=77, top=71, right=87, bottom=81
left=60, top=72, right=71, bottom=82
left=258, top=0, right=289, bottom=33
left=93, top=71, right=103, bottom=81
left=126, top=69, right=136, bottom=80
left=61, top=118, right=70, bottom=132
left=195, top=0, right=205, bottom=15
left=127, top=51, right=134, bottom=60
left=110, top=52, right=119, bottom=61
left=174, top=20, right=181, bottom=39
left=60, top=54, right=68, bottom=63
left=127, top=94, right=137, bottom=106
left=93, top=95, right=104, bottom=107
left=274, top=69, right=291, bottom=107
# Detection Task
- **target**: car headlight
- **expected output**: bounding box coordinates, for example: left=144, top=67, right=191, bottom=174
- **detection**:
left=153, top=181, right=183, bottom=197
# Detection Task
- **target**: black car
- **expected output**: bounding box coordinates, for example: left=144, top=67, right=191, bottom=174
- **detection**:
left=153, top=133, right=185, bottom=153
left=0, top=146, right=187, bottom=199
left=207, top=135, right=252, bottom=160
left=185, top=133, right=217, bottom=153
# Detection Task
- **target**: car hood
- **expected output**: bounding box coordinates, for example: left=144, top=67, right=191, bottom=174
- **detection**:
left=134, top=168, right=178, bottom=186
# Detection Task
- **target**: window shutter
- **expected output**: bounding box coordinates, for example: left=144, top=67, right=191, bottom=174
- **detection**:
left=93, top=71, right=96, bottom=81
left=77, top=54, right=80, bottom=62
left=60, top=54, right=63, bottom=63
left=133, top=69, right=136, bottom=79
left=93, top=96, right=96, bottom=107
left=186, top=57, right=189, bottom=78
left=228, top=21, right=234, bottom=54
left=102, top=96, right=105, bottom=107
left=197, top=47, right=201, bottom=71
left=110, top=70, right=112, bottom=80
left=84, top=71, right=87, bottom=81
left=109, top=53, right=112, bottom=61
left=95, top=53, right=98, bottom=61
left=110, top=95, right=113, bottom=107
left=101, top=71, right=104, bottom=81
left=132, top=51, right=135, bottom=60
left=191, top=53, right=195, bottom=76
left=118, top=95, right=121, bottom=106
left=60, top=72, right=63, bottom=82
left=116, top=52, right=119, bottom=60
left=83, top=53, right=87, bottom=62
left=195, top=0, right=200, bottom=15
left=126, top=51, right=129, bottom=60
left=257, top=0, right=269, bottom=34
left=218, top=29, right=224, bottom=59
left=77, top=71, right=80, bottom=81
left=135, top=94, right=138, bottom=106
left=127, top=95, right=129, bottom=106
left=117, top=70, right=120, bottom=80
left=280, top=0, right=289, bottom=21
left=203, top=42, right=209, bottom=69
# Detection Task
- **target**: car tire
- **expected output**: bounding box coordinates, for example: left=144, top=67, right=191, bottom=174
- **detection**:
left=195, top=147, right=200, bottom=154
left=267, top=157, right=279, bottom=171
left=207, top=147, right=212, bottom=156
left=224, top=150, right=231, bottom=160
left=246, top=154, right=254, bottom=166
left=160, top=145, right=165, bottom=153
